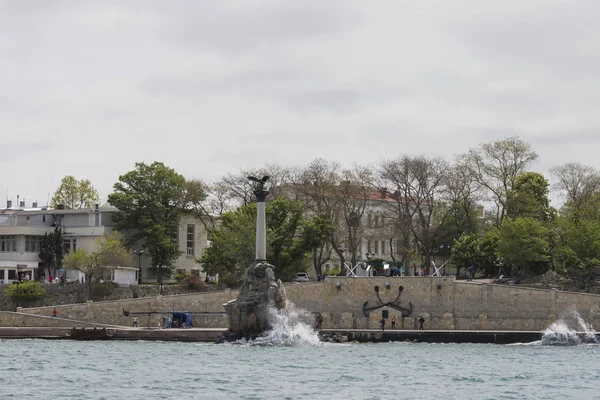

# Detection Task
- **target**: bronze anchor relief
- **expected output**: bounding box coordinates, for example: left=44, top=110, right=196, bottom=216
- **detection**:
left=363, top=285, right=413, bottom=317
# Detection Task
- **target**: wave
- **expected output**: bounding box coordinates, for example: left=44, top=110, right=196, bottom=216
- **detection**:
left=231, top=302, right=322, bottom=347
left=541, top=310, right=599, bottom=346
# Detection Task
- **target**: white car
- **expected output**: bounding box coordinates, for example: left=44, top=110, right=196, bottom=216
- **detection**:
left=294, top=272, right=310, bottom=282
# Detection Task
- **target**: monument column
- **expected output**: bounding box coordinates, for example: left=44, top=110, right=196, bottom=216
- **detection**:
left=254, top=188, right=268, bottom=261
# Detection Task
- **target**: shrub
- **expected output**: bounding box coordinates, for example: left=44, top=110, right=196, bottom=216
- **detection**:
left=174, top=269, right=191, bottom=283
left=182, top=275, right=205, bottom=290
left=91, top=281, right=119, bottom=299
left=5, top=281, right=47, bottom=302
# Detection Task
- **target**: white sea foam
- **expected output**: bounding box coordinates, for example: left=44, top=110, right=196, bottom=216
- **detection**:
left=236, top=302, right=322, bottom=347
left=541, top=309, right=599, bottom=346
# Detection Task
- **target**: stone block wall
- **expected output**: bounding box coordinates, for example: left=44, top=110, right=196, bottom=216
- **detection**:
left=8, top=277, right=600, bottom=331
left=20, top=289, right=236, bottom=328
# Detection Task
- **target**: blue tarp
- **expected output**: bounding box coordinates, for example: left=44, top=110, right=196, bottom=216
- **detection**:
left=172, top=312, right=193, bottom=328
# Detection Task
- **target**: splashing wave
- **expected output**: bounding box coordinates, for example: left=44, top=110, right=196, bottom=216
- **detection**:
left=541, top=309, right=598, bottom=346
left=232, top=303, right=322, bottom=347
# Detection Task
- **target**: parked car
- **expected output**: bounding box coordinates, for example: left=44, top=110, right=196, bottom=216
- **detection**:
left=294, top=272, right=310, bottom=282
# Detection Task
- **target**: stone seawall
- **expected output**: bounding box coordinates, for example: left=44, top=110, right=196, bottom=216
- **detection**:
left=6, top=277, right=600, bottom=331
left=284, top=277, right=600, bottom=331
left=13, top=290, right=236, bottom=328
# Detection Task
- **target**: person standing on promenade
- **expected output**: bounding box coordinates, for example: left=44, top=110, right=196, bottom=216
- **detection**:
left=418, top=315, right=425, bottom=330
left=315, top=313, right=323, bottom=331
left=379, top=317, right=385, bottom=331
left=52, top=308, right=57, bottom=318
left=391, top=315, right=396, bottom=329
left=132, top=316, right=138, bottom=328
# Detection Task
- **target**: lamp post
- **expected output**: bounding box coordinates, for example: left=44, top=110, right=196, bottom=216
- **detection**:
left=158, top=265, right=166, bottom=295
left=16, top=274, right=20, bottom=311
left=15, top=266, right=26, bottom=311
left=134, top=249, right=144, bottom=285
left=441, top=244, right=450, bottom=276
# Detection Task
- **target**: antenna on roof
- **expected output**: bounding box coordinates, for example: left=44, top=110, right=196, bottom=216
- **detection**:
left=36, top=170, right=40, bottom=208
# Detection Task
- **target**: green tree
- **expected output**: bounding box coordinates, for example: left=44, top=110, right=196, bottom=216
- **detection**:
left=550, top=162, right=600, bottom=216
left=267, top=198, right=334, bottom=281
left=557, top=218, right=600, bottom=288
left=62, top=231, right=133, bottom=296
left=50, top=175, right=100, bottom=209
left=569, top=191, right=600, bottom=223
left=108, top=162, right=186, bottom=273
left=476, top=231, right=499, bottom=277
left=38, top=227, right=63, bottom=278
left=497, top=217, right=550, bottom=279
left=506, top=172, right=554, bottom=222
left=199, top=197, right=332, bottom=284
left=436, top=164, right=482, bottom=244
left=200, top=205, right=255, bottom=283
left=460, top=136, right=538, bottom=226
left=450, top=231, right=499, bottom=278
left=450, top=233, right=481, bottom=278
left=183, top=179, right=214, bottom=231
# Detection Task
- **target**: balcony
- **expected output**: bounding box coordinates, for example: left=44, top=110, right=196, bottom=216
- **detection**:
left=0, top=226, right=53, bottom=236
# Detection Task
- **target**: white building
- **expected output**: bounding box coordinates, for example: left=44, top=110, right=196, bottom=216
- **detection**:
left=0, top=201, right=209, bottom=285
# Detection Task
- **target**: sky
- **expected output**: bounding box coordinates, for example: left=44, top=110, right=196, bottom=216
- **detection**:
left=2, top=0, right=600, bottom=207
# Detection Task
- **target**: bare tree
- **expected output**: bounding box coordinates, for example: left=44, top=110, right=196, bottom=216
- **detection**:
left=219, top=163, right=299, bottom=207
left=296, top=158, right=342, bottom=277
left=438, top=163, right=482, bottom=236
left=379, top=155, right=449, bottom=272
left=550, top=162, right=600, bottom=213
left=459, top=136, right=537, bottom=226
left=337, top=166, right=373, bottom=267
left=182, top=179, right=225, bottom=232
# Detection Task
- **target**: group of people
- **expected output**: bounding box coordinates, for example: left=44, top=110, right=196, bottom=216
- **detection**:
left=378, top=315, right=398, bottom=331
left=379, top=315, right=425, bottom=331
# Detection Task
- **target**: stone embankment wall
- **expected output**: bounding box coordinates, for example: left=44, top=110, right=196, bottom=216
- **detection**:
left=284, top=277, right=600, bottom=331
left=5, top=277, right=600, bottom=330
left=0, top=282, right=217, bottom=311
left=15, top=289, right=235, bottom=328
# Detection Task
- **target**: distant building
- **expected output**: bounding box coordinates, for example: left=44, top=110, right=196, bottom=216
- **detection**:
left=0, top=200, right=209, bottom=285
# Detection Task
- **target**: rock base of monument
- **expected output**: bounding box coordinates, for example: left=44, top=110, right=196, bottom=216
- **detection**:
left=219, top=261, right=287, bottom=343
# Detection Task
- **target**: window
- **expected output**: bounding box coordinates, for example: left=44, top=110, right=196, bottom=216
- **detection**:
left=95, top=213, right=100, bottom=226
left=62, top=238, right=76, bottom=254
left=0, top=270, right=4, bottom=280
left=187, top=224, right=195, bottom=256
left=0, top=236, right=16, bottom=252
left=25, top=236, right=39, bottom=253
left=8, top=270, right=16, bottom=280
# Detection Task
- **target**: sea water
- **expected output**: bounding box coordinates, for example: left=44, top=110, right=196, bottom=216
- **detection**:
left=1, top=307, right=599, bottom=400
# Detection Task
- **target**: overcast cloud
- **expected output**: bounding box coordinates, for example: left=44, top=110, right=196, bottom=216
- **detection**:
left=1, top=0, right=599, bottom=206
